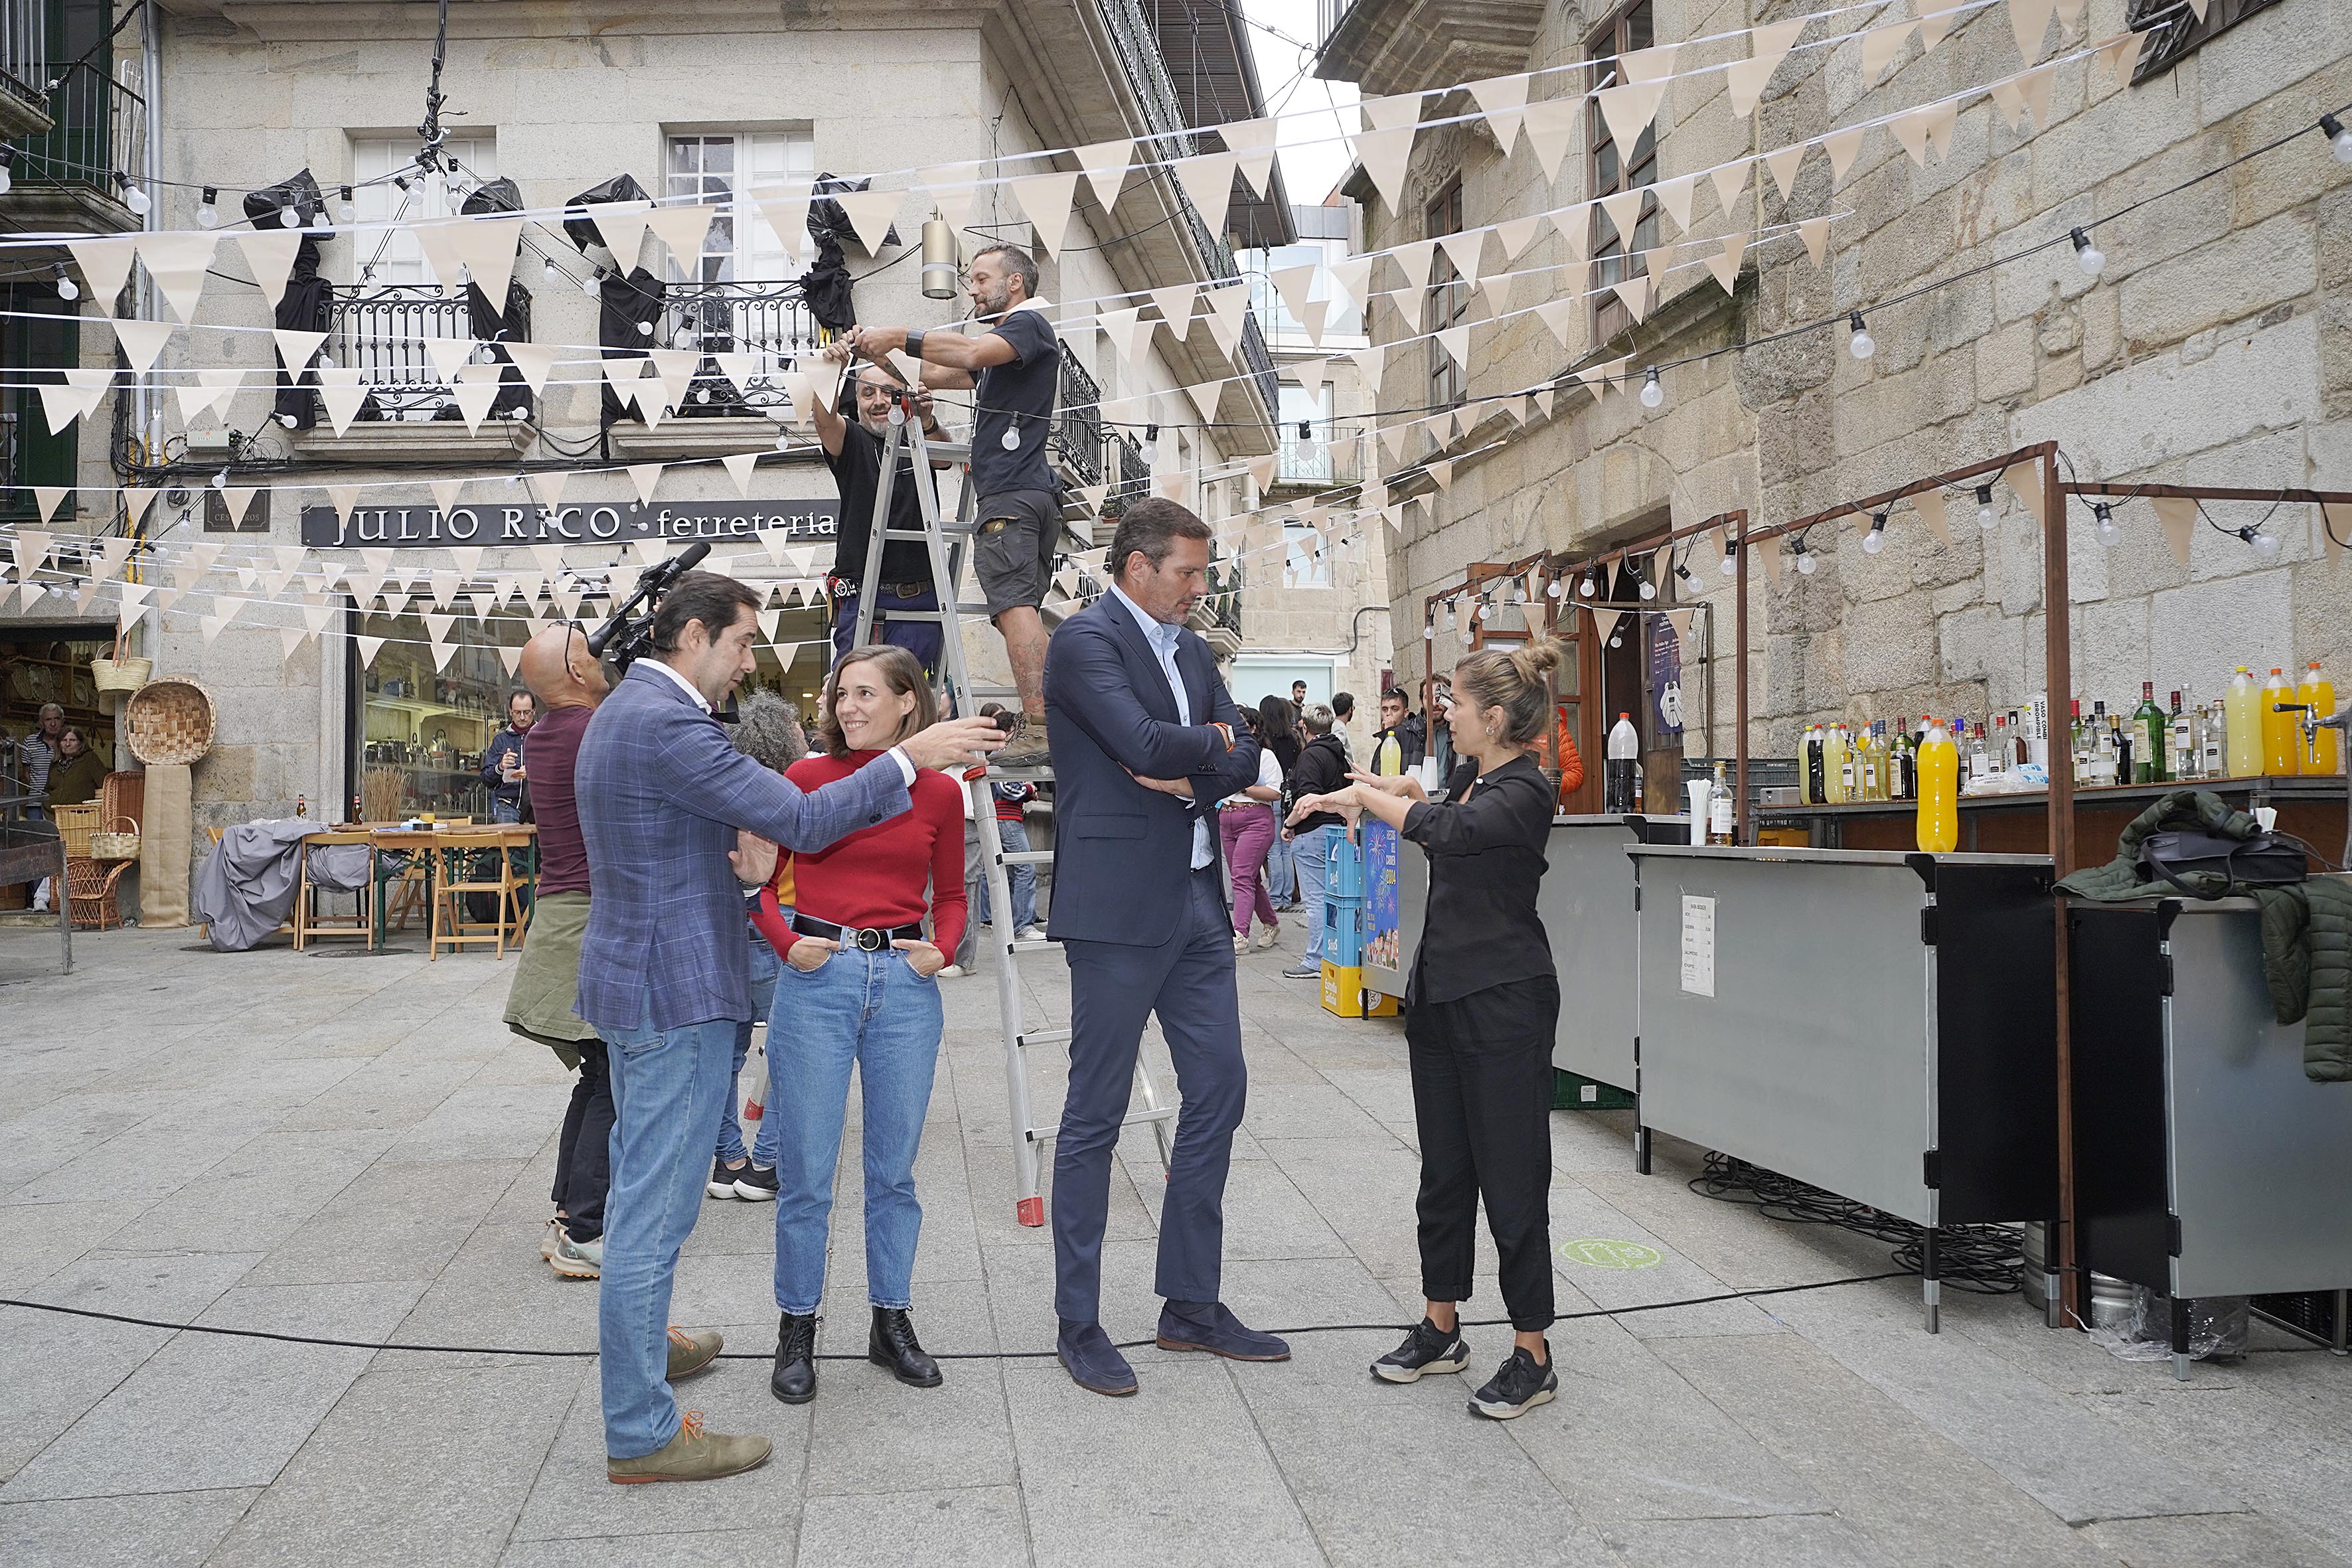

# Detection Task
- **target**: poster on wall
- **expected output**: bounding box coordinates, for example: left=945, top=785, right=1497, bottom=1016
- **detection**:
left=1646, top=615, right=1684, bottom=747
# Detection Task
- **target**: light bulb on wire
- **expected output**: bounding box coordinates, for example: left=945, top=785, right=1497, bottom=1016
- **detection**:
left=118, top=174, right=149, bottom=216
left=1638, top=567, right=1657, bottom=600
left=1861, top=510, right=1889, bottom=555
left=210, top=468, right=229, bottom=489
left=1640, top=367, right=1664, bottom=408
left=542, top=256, right=558, bottom=285
left=1444, top=600, right=1458, bottom=631
left=1720, top=540, right=1740, bottom=577
left=1422, top=616, right=1436, bottom=641
left=196, top=187, right=220, bottom=228
left=2322, top=114, right=2352, bottom=166
left=1975, top=485, right=1998, bottom=530
left=1578, top=568, right=1596, bottom=598
left=1795, top=544, right=1818, bottom=576
left=2241, top=525, right=2282, bottom=563
left=0, top=148, right=13, bottom=196
left=2071, top=227, right=2106, bottom=279
left=2092, top=502, right=2122, bottom=548
left=338, top=186, right=358, bottom=224
left=52, top=264, right=77, bottom=302
left=1847, top=311, right=1875, bottom=360
left=1546, top=573, right=1563, bottom=599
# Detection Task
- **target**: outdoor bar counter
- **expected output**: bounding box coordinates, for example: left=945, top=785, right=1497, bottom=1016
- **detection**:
left=1757, top=775, right=2347, bottom=858
left=1626, top=844, right=2061, bottom=1330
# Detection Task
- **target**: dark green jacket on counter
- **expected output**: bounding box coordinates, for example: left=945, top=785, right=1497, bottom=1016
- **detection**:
left=2055, top=789, right=2352, bottom=1083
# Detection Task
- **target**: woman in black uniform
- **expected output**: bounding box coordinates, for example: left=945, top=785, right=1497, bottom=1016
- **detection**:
left=1289, top=641, right=1563, bottom=1419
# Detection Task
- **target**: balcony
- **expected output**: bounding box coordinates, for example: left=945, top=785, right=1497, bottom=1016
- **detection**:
left=0, top=0, right=49, bottom=139
left=1191, top=552, right=1245, bottom=655
left=1050, top=352, right=1107, bottom=488
left=659, top=279, right=821, bottom=414
left=6, top=60, right=142, bottom=234
left=1109, top=431, right=1151, bottom=510
left=1315, top=0, right=1547, bottom=96
left=321, top=281, right=534, bottom=423
left=1275, top=428, right=1363, bottom=491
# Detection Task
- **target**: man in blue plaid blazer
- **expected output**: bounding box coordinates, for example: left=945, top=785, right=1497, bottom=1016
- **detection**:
left=575, top=570, right=1000, bottom=1485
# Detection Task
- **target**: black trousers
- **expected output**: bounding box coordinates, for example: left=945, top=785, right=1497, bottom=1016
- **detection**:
left=1405, top=975, right=1560, bottom=1331
left=551, top=1039, right=613, bottom=1242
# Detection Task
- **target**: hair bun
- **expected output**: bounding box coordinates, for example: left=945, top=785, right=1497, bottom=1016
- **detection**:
left=1509, top=639, right=1565, bottom=681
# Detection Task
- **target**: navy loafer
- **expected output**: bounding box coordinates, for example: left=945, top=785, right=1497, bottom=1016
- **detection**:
left=1057, top=1318, right=1138, bottom=1397
left=1156, top=1301, right=1291, bottom=1362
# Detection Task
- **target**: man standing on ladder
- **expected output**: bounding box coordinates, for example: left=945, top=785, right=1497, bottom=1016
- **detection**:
left=849, top=242, right=1059, bottom=767
left=1038, top=499, right=1287, bottom=1397
left=810, top=339, right=947, bottom=677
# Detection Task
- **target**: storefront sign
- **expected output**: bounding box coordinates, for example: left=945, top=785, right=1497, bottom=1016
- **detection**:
left=298, top=501, right=839, bottom=549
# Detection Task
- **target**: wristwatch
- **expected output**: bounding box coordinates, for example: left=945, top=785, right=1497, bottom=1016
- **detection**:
left=905, top=329, right=926, bottom=362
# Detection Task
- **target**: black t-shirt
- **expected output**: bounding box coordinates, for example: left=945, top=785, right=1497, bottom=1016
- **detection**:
left=972, top=306, right=1060, bottom=501
left=825, top=421, right=933, bottom=585
left=1401, top=755, right=1557, bottom=1006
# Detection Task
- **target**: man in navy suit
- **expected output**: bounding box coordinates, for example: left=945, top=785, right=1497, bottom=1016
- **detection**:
left=1042, top=499, right=1286, bottom=1395
left=575, top=570, right=1001, bottom=1483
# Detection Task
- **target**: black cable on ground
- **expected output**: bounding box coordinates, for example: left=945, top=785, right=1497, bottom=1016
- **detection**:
left=0, top=1270, right=1911, bottom=1362
left=1689, top=1152, right=2023, bottom=1294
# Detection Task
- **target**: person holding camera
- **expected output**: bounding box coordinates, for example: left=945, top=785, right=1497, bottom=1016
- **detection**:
left=747, top=645, right=967, bottom=1404
left=575, top=570, right=1002, bottom=1486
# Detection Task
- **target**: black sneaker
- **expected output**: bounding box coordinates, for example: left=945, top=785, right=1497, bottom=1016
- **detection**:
left=732, top=1164, right=779, bottom=1202
left=1371, top=1318, right=1470, bottom=1384
left=1468, top=1346, right=1557, bottom=1420
left=708, top=1157, right=745, bottom=1199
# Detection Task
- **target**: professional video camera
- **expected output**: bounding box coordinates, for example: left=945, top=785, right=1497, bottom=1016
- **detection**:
left=586, top=540, right=710, bottom=671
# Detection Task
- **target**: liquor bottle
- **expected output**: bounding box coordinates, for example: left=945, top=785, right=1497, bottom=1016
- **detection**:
left=1605, top=712, right=1640, bottom=812
left=2069, top=699, right=2088, bottom=784
left=1986, top=716, right=2008, bottom=781
left=1707, top=761, right=1736, bottom=844
left=1825, top=724, right=1849, bottom=804
left=1804, top=725, right=1825, bottom=805
left=1917, top=720, right=1958, bottom=853
left=2008, top=708, right=2029, bottom=769
left=2114, top=714, right=2134, bottom=787
left=2086, top=702, right=2111, bottom=785
left=1874, top=722, right=1896, bottom=802
left=1859, top=723, right=1884, bottom=802
left=2302, top=662, right=2339, bottom=775
left=1893, top=721, right=1917, bottom=801
left=2169, top=691, right=2196, bottom=782
left=2134, top=682, right=2167, bottom=784
left=2225, top=667, right=2262, bottom=776
left=295, top=795, right=307, bottom=818
left=2261, top=668, right=2301, bottom=775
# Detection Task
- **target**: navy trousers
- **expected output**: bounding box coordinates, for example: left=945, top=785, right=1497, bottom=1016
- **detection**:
left=1054, top=866, right=1246, bottom=1324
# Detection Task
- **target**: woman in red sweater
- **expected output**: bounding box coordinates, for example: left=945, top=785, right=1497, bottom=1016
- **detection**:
left=751, top=645, right=966, bottom=1405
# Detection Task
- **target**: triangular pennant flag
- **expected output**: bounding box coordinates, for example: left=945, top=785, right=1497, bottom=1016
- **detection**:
left=649, top=348, right=700, bottom=416
left=1008, top=171, right=1080, bottom=258
left=2020, top=64, right=2057, bottom=130
left=531, top=473, right=570, bottom=521
left=2011, top=0, right=2057, bottom=64
left=1171, top=151, right=1240, bottom=242
left=301, top=599, right=337, bottom=635
left=409, top=220, right=467, bottom=293
left=327, top=484, right=363, bottom=526
left=589, top=200, right=653, bottom=271
left=1595, top=84, right=1667, bottom=165
left=424, top=335, right=477, bottom=386
left=112, top=317, right=174, bottom=374
left=2154, top=496, right=2198, bottom=567
left=1654, top=175, right=1697, bottom=234
left=1919, top=3, right=1964, bottom=52
left=1425, top=457, right=1454, bottom=493
left=1989, top=76, right=2029, bottom=132
left=1072, top=139, right=1134, bottom=213
left=1915, top=489, right=1952, bottom=548
left=236, top=230, right=305, bottom=309
left=1475, top=274, right=1512, bottom=318
left=2096, top=29, right=2148, bottom=88
left=1727, top=18, right=1805, bottom=118
left=136, top=232, right=216, bottom=323
left=1610, top=277, right=1653, bottom=325
left=1271, top=263, right=1318, bottom=323
left=424, top=611, right=456, bottom=647
left=1764, top=143, right=1806, bottom=201
left=29, top=489, right=68, bottom=529
left=1468, top=72, right=1530, bottom=155
left=1390, top=238, right=1437, bottom=295
left=451, top=364, right=501, bottom=435
left=1349, top=124, right=1417, bottom=215
left=430, top=478, right=465, bottom=516
left=1825, top=127, right=1867, bottom=183
left=2321, top=503, right=2349, bottom=563
left=1599, top=189, right=1646, bottom=249
left=1352, top=343, right=1387, bottom=397
left=272, top=326, right=327, bottom=376
left=121, top=487, right=157, bottom=528
left=1591, top=605, right=1622, bottom=647
left=627, top=463, right=664, bottom=505
left=1435, top=325, right=1471, bottom=372
left=1798, top=216, right=1834, bottom=267
left=1149, top=283, right=1196, bottom=340
left=1861, top=20, right=1917, bottom=81
left=1201, top=281, right=1250, bottom=357
left=447, top=214, right=527, bottom=303
left=1705, top=231, right=1749, bottom=294
left=497, top=643, right=524, bottom=676
left=721, top=450, right=757, bottom=497
left=1757, top=536, right=1784, bottom=587
left=2003, top=462, right=2047, bottom=528
left=1437, top=229, right=1487, bottom=290
left=1219, top=118, right=1280, bottom=198
left=277, top=627, right=310, bottom=663
left=1181, top=378, right=1223, bottom=424
left=37, top=380, right=104, bottom=433
left=1247, top=453, right=1278, bottom=489
left=1492, top=216, right=1543, bottom=263
left=66, top=236, right=140, bottom=311
left=832, top=189, right=901, bottom=255
left=1922, top=101, right=1959, bottom=161
left=11, top=530, right=52, bottom=576
left=644, top=204, right=714, bottom=267
left=1522, top=98, right=1581, bottom=184
left=501, top=341, right=557, bottom=398
left=1709, top=159, right=1751, bottom=222
left=1891, top=108, right=1935, bottom=167
left=220, top=487, right=260, bottom=527
left=1097, top=304, right=1152, bottom=370
left=603, top=356, right=651, bottom=412
left=316, top=365, right=367, bottom=436
left=753, top=185, right=814, bottom=266
left=1535, top=298, right=1577, bottom=348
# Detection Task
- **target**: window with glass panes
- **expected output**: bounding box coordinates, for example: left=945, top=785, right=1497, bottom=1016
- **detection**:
left=1423, top=180, right=1466, bottom=411
left=1, top=285, right=79, bottom=519
left=1588, top=1, right=1658, bottom=343
left=664, top=130, right=815, bottom=283
left=350, top=137, right=497, bottom=285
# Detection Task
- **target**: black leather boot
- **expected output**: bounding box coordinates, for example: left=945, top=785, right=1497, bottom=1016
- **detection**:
left=868, top=1306, right=943, bottom=1388
left=771, top=1311, right=817, bottom=1404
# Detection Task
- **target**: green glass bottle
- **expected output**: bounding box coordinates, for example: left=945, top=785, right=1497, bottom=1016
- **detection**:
left=2133, top=681, right=2167, bottom=784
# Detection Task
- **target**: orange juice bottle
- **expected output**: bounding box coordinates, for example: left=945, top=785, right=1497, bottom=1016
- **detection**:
left=2300, top=662, right=2337, bottom=775
left=2261, top=668, right=2302, bottom=775
left=1916, top=720, right=1958, bottom=853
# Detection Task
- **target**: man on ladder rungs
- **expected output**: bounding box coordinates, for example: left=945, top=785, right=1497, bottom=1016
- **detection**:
left=809, top=339, right=950, bottom=679
left=850, top=240, right=1060, bottom=767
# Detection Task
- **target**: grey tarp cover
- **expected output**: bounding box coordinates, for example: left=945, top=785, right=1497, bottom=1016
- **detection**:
left=193, top=819, right=370, bottom=951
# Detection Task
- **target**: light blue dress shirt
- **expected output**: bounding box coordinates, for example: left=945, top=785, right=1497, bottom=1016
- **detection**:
left=1110, top=584, right=1214, bottom=870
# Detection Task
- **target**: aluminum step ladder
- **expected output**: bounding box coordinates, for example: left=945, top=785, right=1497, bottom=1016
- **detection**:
left=848, top=400, right=1174, bottom=1227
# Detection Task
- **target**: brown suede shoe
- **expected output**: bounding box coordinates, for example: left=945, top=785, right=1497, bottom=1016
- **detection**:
left=606, top=1411, right=771, bottom=1485
left=666, top=1326, right=722, bottom=1381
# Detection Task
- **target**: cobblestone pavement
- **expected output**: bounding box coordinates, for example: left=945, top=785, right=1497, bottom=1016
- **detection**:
left=3, top=919, right=2349, bottom=1567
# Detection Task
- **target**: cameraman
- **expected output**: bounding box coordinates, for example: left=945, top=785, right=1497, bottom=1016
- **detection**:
left=576, top=570, right=1002, bottom=1486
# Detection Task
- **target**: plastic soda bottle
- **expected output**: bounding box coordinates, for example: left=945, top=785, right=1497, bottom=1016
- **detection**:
left=2225, top=667, right=2262, bottom=777
left=2300, top=662, right=2337, bottom=775
left=1916, top=720, right=1958, bottom=853
left=2261, top=668, right=2302, bottom=776
left=1605, top=712, right=1640, bottom=813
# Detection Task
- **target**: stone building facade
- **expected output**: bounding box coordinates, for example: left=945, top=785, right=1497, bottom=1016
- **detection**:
left=1320, top=0, right=2351, bottom=799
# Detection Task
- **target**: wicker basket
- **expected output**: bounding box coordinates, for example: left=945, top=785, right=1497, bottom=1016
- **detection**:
left=125, top=676, right=217, bottom=765
left=51, top=802, right=99, bottom=859
left=91, top=655, right=152, bottom=695
left=89, top=817, right=139, bottom=860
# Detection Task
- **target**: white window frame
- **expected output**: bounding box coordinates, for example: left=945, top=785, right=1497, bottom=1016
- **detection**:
left=663, top=127, right=815, bottom=284
left=349, top=135, right=497, bottom=287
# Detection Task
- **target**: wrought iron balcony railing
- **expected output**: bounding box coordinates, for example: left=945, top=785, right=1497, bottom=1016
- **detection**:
left=0, top=0, right=44, bottom=122
left=323, top=282, right=534, bottom=422
left=1111, top=431, right=1151, bottom=507
left=1051, top=352, right=1107, bottom=487
left=659, top=279, right=821, bottom=412
left=8, top=59, right=142, bottom=204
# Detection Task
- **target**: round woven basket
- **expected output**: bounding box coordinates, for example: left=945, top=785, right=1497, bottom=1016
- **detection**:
left=125, top=676, right=218, bottom=765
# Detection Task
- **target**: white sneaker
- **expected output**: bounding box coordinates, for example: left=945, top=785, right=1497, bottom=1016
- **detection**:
left=550, top=1232, right=602, bottom=1279
left=1017, top=925, right=1048, bottom=941
left=937, top=965, right=967, bottom=979
left=1233, top=933, right=1250, bottom=953
left=1251, top=922, right=1281, bottom=951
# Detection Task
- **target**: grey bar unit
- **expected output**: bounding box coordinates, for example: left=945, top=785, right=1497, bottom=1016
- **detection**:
left=2067, top=896, right=2352, bottom=1378
left=1547, top=815, right=1687, bottom=1120
left=1628, top=844, right=2059, bottom=1330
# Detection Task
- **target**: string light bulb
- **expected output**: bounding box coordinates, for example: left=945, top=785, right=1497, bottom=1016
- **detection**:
left=0, top=147, right=13, bottom=196
left=1422, top=615, right=1435, bottom=641
left=582, top=266, right=605, bottom=297
left=1861, top=510, right=1889, bottom=555
left=1847, top=311, right=1875, bottom=360
left=210, top=468, right=230, bottom=489
left=309, top=202, right=333, bottom=232
left=542, top=256, right=557, bottom=285
left=196, top=187, right=220, bottom=228
left=1975, top=485, right=1998, bottom=530
left=2240, top=525, right=2282, bottom=563
left=1674, top=556, right=1696, bottom=586
left=1640, top=367, right=1664, bottom=408
left=117, top=173, right=149, bottom=216
left=2071, top=227, right=2106, bottom=279
left=1638, top=564, right=1657, bottom=599
left=2092, top=502, right=2122, bottom=548
left=1545, top=572, right=1563, bottom=599
left=338, top=185, right=358, bottom=224
left=52, top=263, right=77, bottom=302
left=1720, top=538, right=1740, bottom=577
left=2322, top=114, right=2352, bottom=165
left=1443, top=600, right=1458, bottom=631
left=1795, top=542, right=1818, bottom=576
left=1578, top=568, right=1596, bottom=598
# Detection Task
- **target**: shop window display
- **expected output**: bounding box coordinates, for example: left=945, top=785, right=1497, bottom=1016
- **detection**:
left=356, top=612, right=530, bottom=821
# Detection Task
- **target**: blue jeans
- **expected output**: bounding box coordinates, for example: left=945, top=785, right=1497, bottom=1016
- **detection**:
left=491, top=796, right=522, bottom=824
left=830, top=584, right=943, bottom=677
left=1293, top=827, right=1332, bottom=961
left=1266, top=830, right=1296, bottom=903
left=599, top=988, right=740, bottom=1460
left=718, top=919, right=786, bottom=1168
left=770, top=945, right=945, bottom=1314
left=973, top=817, right=1038, bottom=931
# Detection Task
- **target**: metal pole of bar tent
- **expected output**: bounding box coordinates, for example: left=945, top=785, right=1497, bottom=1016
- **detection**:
left=2062, top=483, right=2352, bottom=506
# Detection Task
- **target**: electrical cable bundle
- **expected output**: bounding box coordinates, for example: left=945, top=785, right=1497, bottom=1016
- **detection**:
left=1689, top=1152, right=2023, bottom=1294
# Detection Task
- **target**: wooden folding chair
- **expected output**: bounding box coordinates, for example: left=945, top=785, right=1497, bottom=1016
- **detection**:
left=428, top=826, right=530, bottom=959
left=293, top=830, right=376, bottom=951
